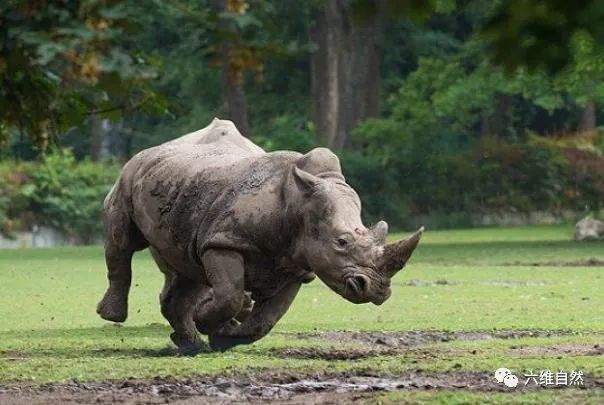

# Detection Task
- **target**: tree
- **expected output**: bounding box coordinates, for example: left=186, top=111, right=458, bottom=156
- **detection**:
left=211, top=0, right=252, bottom=136
left=482, top=0, right=604, bottom=73
left=310, top=0, right=382, bottom=150
left=0, top=0, right=161, bottom=153
left=554, top=31, right=604, bottom=131
left=480, top=1, right=604, bottom=132
left=160, top=0, right=305, bottom=139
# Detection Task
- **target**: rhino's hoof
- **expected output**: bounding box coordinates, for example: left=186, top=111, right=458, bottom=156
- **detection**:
left=96, top=294, right=127, bottom=323
left=208, top=335, right=252, bottom=352
left=170, top=332, right=208, bottom=356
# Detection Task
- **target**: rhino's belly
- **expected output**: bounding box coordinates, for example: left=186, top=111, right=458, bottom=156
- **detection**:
left=243, top=256, right=301, bottom=301
left=151, top=245, right=208, bottom=282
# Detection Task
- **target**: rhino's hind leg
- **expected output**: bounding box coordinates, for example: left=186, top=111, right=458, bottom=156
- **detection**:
left=97, top=204, right=147, bottom=323
left=150, top=247, right=209, bottom=354
left=97, top=244, right=135, bottom=322
left=160, top=275, right=210, bottom=355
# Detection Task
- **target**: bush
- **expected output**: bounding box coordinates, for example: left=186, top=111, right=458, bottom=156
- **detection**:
left=346, top=123, right=589, bottom=228
left=0, top=160, right=33, bottom=236
left=0, top=150, right=120, bottom=242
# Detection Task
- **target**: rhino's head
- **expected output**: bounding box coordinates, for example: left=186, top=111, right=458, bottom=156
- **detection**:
left=288, top=149, right=423, bottom=305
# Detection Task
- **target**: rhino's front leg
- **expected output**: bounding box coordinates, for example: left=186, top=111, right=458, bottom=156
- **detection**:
left=195, top=249, right=246, bottom=334
left=208, top=282, right=301, bottom=351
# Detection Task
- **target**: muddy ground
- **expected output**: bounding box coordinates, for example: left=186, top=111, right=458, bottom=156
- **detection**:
left=295, top=329, right=587, bottom=347
left=1, top=330, right=602, bottom=404
left=2, top=371, right=602, bottom=405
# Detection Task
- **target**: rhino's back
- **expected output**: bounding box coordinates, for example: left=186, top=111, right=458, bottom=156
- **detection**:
left=165, top=117, right=264, bottom=155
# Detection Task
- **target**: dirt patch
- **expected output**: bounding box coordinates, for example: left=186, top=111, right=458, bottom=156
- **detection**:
left=269, top=347, right=396, bottom=360
left=0, top=349, right=29, bottom=361
left=482, top=280, right=548, bottom=287
left=296, top=329, right=582, bottom=348
left=2, top=371, right=601, bottom=404
left=509, top=343, right=604, bottom=357
left=503, top=258, right=604, bottom=267
left=399, top=279, right=457, bottom=287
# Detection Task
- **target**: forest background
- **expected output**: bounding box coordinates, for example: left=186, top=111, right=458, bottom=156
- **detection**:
left=2, top=0, right=604, bottom=242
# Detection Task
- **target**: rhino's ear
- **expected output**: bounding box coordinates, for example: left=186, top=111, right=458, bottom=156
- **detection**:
left=297, top=148, right=342, bottom=175
left=292, top=166, right=323, bottom=193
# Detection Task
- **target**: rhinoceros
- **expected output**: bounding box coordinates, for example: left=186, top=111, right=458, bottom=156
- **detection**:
left=97, top=118, right=423, bottom=353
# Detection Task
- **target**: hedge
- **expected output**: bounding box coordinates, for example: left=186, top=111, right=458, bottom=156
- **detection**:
left=0, top=150, right=119, bottom=242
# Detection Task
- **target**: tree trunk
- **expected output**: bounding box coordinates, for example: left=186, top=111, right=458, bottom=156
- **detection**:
left=578, top=101, right=596, bottom=132
left=480, top=94, right=513, bottom=138
left=351, top=12, right=381, bottom=123
left=212, top=0, right=250, bottom=137
left=221, top=47, right=250, bottom=137
left=310, top=1, right=342, bottom=149
left=310, top=0, right=381, bottom=150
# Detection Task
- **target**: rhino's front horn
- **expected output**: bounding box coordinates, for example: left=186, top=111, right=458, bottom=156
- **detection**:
left=377, top=227, right=424, bottom=277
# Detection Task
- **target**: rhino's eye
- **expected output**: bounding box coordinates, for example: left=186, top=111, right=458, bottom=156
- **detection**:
left=335, top=233, right=354, bottom=249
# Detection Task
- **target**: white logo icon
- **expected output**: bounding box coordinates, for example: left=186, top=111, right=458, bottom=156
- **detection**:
left=495, top=368, right=518, bottom=388
left=503, top=374, right=519, bottom=387
left=495, top=368, right=511, bottom=383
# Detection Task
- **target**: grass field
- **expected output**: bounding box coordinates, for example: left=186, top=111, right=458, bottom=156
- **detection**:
left=0, top=224, right=603, bottom=403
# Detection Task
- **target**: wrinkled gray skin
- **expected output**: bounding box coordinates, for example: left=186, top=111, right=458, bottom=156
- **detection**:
left=97, top=118, right=423, bottom=354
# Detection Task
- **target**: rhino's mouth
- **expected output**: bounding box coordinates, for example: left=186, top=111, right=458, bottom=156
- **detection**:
left=370, top=288, right=391, bottom=305
left=345, top=276, right=364, bottom=295
left=342, top=273, right=391, bottom=305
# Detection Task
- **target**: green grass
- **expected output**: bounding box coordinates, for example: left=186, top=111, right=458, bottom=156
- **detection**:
left=0, top=224, right=603, bottom=403
left=371, top=389, right=603, bottom=404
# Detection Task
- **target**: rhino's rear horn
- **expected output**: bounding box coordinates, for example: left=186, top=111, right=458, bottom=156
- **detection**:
left=371, top=220, right=388, bottom=245
left=377, top=227, right=424, bottom=277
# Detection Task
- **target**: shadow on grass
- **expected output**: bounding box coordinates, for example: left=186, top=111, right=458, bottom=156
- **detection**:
left=2, top=346, right=184, bottom=359
left=0, top=324, right=282, bottom=360
left=0, top=323, right=170, bottom=339
left=0, top=324, right=189, bottom=359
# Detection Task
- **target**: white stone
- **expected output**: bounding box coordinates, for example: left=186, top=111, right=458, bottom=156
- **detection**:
left=574, top=216, right=604, bottom=241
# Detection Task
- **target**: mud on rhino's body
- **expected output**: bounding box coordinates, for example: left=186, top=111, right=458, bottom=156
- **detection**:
left=98, top=118, right=422, bottom=353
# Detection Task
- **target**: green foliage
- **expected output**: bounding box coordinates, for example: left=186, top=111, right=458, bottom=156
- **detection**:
left=346, top=15, right=604, bottom=226
left=555, top=31, right=604, bottom=107
left=252, top=114, right=316, bottom=152
left=0, top=160, right=32, bottom=236
left=120, top=0, right=314, bottom=153
left=2, top=0, right=604, bottom=232
left=0, top=178, right=13, bottom=236
left=482, top=0, right=604, bottom=72
left=0, top=150, right=119, bottom=240
left=352, top=0, right=456, bottom=23
left=210, top=0, right=310, bottom=81
left=352, top=114, right=600, bottom=227
left=0, top=0, right=162, bottom=149
left=382, top=52, right=565, bottom=141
